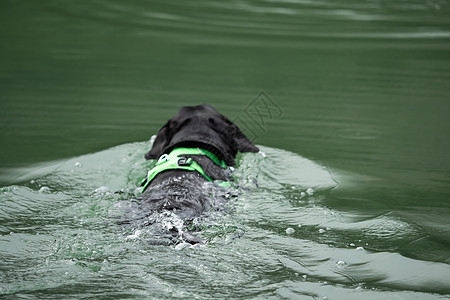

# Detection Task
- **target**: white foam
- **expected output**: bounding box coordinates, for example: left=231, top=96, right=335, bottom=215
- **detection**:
left=175, top=242, right=192, bottom=251
left=286, top=227, right=295, bottom=235
left=39, top=186, right=50, bottom=193
left=94, top=186, right=109, bottom=194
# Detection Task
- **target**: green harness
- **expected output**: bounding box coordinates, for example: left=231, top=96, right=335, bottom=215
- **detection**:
left=141, top=147, right=229, bottom=192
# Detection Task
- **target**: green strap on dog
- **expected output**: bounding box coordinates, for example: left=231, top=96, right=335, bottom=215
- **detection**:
left=141, top=147, right=229, bottom=192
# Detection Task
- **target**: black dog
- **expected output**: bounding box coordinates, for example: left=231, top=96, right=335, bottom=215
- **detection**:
left=139, top=104, right=259, bottom=222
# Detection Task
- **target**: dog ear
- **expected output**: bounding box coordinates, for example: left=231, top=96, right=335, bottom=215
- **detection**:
left=230, top=123, right=259, bottom=153
left=145, top=121, right=171, bottom=160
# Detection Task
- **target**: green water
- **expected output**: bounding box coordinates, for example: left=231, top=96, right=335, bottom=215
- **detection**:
left=1, top=0, right=450, bottom=298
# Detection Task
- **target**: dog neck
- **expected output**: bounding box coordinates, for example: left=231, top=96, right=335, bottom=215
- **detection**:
left=141, top=147, right=228, bottom=192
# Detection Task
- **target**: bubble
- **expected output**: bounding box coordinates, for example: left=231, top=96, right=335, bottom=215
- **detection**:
left=306, top=188, right=314, bottom=195
left=286, top=227, right=295, bottom=235
left=336, top=260, right=346, bottom=268
left=356, top=246, right=364, bottom=251
left=125, top=229, right=143, bottom=240
left=349, top=243, right=355, bottom=247
left=300, top=192, right=306, bottom=198
left=94, top=186, right=109, bottom=194
left=74, top=162, right=82, bottom=168
left=318, top=228, right=326, bottom=234
left=39, top=186, right=50, bottom=193
left=175, top=242, right=192, bottom=251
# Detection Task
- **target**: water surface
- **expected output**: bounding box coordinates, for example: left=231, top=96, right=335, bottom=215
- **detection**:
left=1, top=0, right=449, bottom=298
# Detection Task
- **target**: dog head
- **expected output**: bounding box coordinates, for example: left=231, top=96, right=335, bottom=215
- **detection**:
left=145, top=104, right=259, bottom=166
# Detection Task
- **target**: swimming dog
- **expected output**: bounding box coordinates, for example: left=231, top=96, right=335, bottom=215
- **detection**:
left=139, top=104, right=259, bottom=222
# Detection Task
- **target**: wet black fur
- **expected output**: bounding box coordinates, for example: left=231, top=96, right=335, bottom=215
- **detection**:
left=141, top=104, right=259, bottom=220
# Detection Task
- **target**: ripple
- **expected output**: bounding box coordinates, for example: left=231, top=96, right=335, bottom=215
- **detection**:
left=1, top=141, right=448, bottom=297
left=335, top=127, right=382, bottom=140
left=41, top=0, right=450, bottom=46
